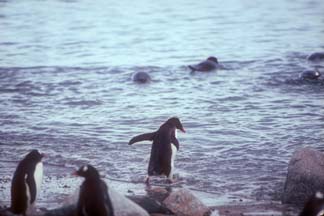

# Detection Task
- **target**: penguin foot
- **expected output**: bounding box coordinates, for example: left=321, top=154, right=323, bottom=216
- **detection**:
left=145, top=176, right=150, bottom=185
left=166, top=178, right=174, bottom=184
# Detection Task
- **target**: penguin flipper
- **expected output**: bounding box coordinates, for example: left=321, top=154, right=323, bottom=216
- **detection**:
left=188, top=65, right=196, bottom=72
left=77, top=185, right=86, bottom=216
left=171, top=132, right=180, bottom=150
left=128, top=132, right=156, bottom=145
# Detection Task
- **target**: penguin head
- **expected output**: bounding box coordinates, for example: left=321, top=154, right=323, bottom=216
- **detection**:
left=207, top=56, right=218, bottom=64
left=300, top=191, right=324, bottom=216
left=166, top=117, right=185, bottom=133
left=74, top=164, right=100, bottom=180
left=300, top=69, right=321, bottom=80
left=24, top=149, right=44, bottom=163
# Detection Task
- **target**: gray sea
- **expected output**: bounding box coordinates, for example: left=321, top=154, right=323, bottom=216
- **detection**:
left=1, top=0, right=324, bottom=206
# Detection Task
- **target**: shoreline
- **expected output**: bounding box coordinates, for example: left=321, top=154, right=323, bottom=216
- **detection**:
left=0, top=173, right=300, bottom=216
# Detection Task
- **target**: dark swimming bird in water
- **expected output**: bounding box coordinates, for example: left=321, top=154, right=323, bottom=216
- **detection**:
left=299, top=69, right=321, bottom=80
left=188, top=56, right=219, bottom=72
left=132, top=72, right=151, bottom=83
left=299, top=191, right=324, bottom=216
left=10, top=150, right=44, bottom=216
left=307, top=52, right=324, bottom=62
left=128, top=117, right=185, bottom=184
left=74, top=165, right=114, bottom=216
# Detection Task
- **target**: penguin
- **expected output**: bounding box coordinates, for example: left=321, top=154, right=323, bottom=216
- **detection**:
left=188, top=56, right=219, bottom=72
left=74, top=164, right=114, bottom=216
left=10, top=149, right=44, bottom=216
left=128, top=117, right=185, bottom=184
left=299, top=191, right=324, bottom=216
left=299, top=69, right=321, bottom=80
left=132, top=72, right=151, bottom=83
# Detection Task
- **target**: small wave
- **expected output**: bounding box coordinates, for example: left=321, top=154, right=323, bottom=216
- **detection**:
left=284, top=78, right=324, bottom=86
left=58, top=80, right=82, bottom=86
left=64, top=99, right=103, bottom=107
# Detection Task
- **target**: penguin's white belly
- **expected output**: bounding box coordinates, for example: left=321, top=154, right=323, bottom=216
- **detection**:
left=34, top=162, right=43, bottom=202
left=24, top=174, right=32, bottom=214
left=169, top=143, right=177, bottom=179
left=171, top=144, right=177, bottom=167
left=24, top=174, right=31, bottom=205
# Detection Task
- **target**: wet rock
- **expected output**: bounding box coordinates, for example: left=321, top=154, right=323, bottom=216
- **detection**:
left=43, top=205, right=76, bottom=216
left=150, top=213, right=169, bottom=216
left=146, top=187, right=170, bottom=202
left=45, top=186, right=149, bottom=216
left=127, top=187, right=211, bottom=216
left=282, top=147, right=324, bottom=205
left=0, top=206, right=44, bottom=216
left=128, top=195, right=172, bottom=215
left=127, top=187, right=172, bottom=215
left=109, top=188, right=149, bottom=216
left=0, top=207, right=14, bottom=216
left=163, top=188, right=211, bottom=216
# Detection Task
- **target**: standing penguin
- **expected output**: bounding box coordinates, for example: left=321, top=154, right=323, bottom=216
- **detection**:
left=74, top=164, right=114, bottom=216
left=128, top=117, right=185, bottom=184
left=10, top=149, right=44, bottom=216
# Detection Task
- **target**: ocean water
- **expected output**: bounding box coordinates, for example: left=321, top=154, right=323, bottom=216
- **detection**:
left=1, top=0, right=324, bottom=205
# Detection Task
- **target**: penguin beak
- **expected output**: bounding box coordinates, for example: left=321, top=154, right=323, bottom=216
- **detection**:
left=41, top=153, right=46, bottom=158
left=180, top=128, right=186, bottom=133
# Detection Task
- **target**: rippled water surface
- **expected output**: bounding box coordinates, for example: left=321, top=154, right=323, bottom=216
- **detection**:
left=1, top=0, right=324, bottom=204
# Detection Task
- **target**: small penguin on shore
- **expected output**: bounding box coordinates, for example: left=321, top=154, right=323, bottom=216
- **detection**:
left=299, top=191, right=324, bottom=216
left=188, top=56, right=219, bottom=72
left=128, top=117, right=185, bottom=184
left=74, top=164, right=114, bottom=216
left=10, top=149, right=44, bottom=216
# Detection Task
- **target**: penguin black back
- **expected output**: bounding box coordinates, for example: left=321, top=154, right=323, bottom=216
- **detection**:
left=299, top=192, right=324, bottom=216
left=10, top=149, right=44, bottom=215
left=300, top=69, right=321, bottom=80
left=75, top=165, right=114, bottom=216
left=188, top=56, right=219, bottom=72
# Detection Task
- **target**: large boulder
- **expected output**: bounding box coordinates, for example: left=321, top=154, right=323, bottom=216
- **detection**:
left=129, top=187, right=211, bottom=216
left=163, top=188, right=211, bottom=216
left=109, top=188, right=149, bottom=216
left=282, top=147, right=324, bottom=205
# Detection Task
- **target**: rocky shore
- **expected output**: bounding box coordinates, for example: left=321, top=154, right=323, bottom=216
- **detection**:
left=1, top=185, right=299, bottom=216
left=0, top=177, right=299, bottom=216
left=3, top=147, right=324, bottom=216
